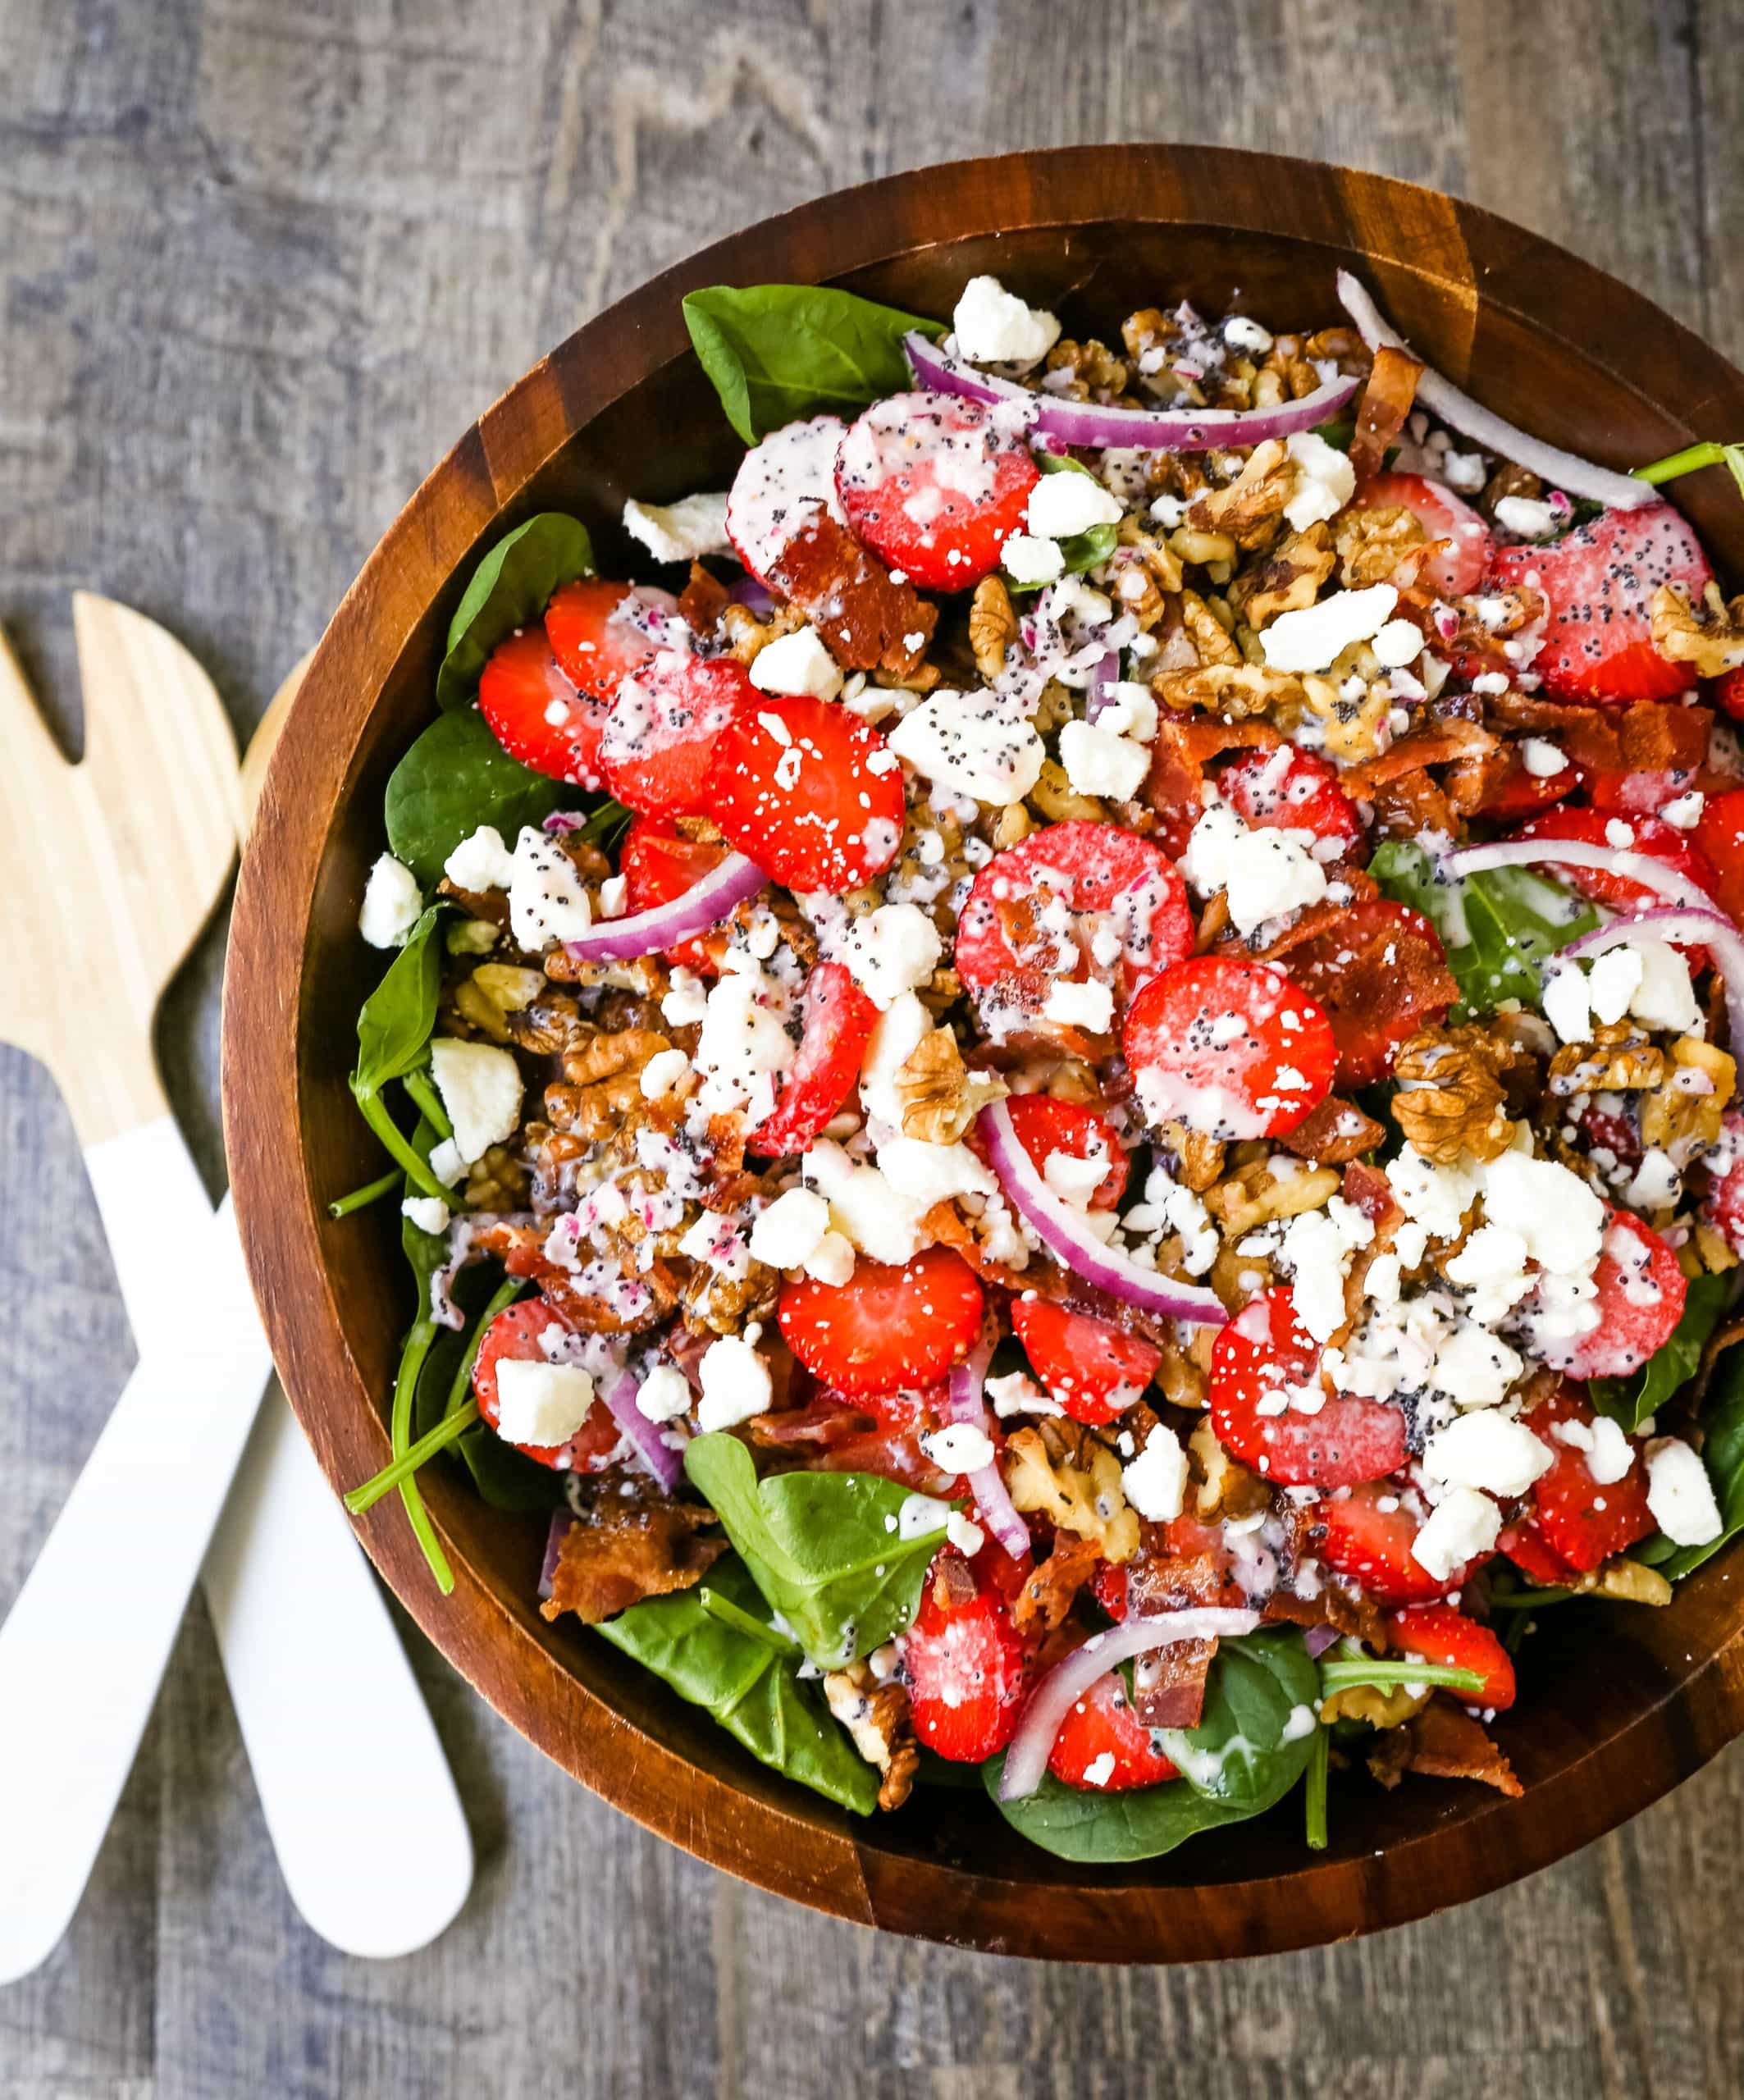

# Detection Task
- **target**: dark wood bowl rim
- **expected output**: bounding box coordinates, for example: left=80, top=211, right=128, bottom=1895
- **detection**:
left=223, top=144, right=1744, bottom=1963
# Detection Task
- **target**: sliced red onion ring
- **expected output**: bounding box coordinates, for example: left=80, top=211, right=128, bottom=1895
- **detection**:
left=1084, top=647, right=1122, bottom=722
left=978, top=1101, right=1227, bottom=1326
left=999, top=1606, right=1262, bottom=1801
left=600, top=1369, right=686, bottom=1492
left=537, top=1511, right=573, bottom=1601
left=564, top=851, right=766, bottom=964
left=1564, top=906, right=1744, bottom=1048
left=1303, top=1623, right=1341, bottom=1660
left=727, top=575, right=776, bottom=617
left=904, top=331, right=1361, bottom=454
left=945, top=1333, right=1033, bottom=1561
left=1440, top=837, right=1715, bottom=911
left=1335, top=271, right=1655, bottom=511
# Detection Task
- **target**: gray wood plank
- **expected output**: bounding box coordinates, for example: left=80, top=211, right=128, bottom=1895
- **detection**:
left=2, top=0, right=1742, bottom=2095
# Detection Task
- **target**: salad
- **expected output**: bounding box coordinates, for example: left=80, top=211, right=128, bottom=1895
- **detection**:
left=337, top=265, right=1744, bottom=1861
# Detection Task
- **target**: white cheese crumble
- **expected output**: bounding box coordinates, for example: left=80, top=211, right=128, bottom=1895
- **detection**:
left=494, top=1358, right=596, bottom=1447
left=509, top=824, right=593, bottom=949
left=1645, top=1436, right=1722, bottom=1546
left=888, top=688, right=1046, bottom=806
left=358, top=854, right=422, bottom=948
left=1182, top=802, right=1328, bottom=935
left=1042, top=976, right=1115, bottom=1033
left=1282, top=431, right=1357, bottom=532
left=1058, top=717, right=1150, bottom=801
left=1121, top=1424, right=1189, bottom=1522
left=1002, top=532, right=1066, bottom=584
left=638, top=1047, right=688, bottom=1101
left=401, top=1196, right=451, bottom=1236
left=635, top=1364, right=693, bottom=1423
left=1025, top=471, right=1123, bottom=539
left=1409, top=1486, right=1502, bottom=1581
left=444, top=824, right=518, bottom=892
left=952, top=275, right=1061, bottom=368
left=428, top=1039, right=523, bottom=1166
left=840, top=902, right=943, bottom=1009
left=920, top=1422, right=997, bottom=1475
left=1520, top=738, right=1568, bottom=778
left=876, top=1136, right=997, bottom=1206
left=748, top=1186, right=832, bottom=1271
left=1260, top=583, right=1398, bottom=673
left=696, top=1336, right=774, bottom=1431
left=749, top=624, right=843, bottom=701
left=622, top=491, right=731, bottom=564
left=1422, top=1412, right=1553, bottom=1497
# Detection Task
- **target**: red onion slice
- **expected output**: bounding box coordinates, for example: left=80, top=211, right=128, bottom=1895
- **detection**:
left=1335, top=271, right=1656, bottom=511
left=977, top=1101, right=1227, bottom=1326
left=1084, top=647, right=1122, bottom=722
left=537, top=1511, right=573, bottom=1601
left=1303, top=1623, right=1341, bottom=1660
left=565, top=851, right=766, bottom=964
left=1563, top=905, right=1744, bottom=1048
left=1440, top=837, right=1714, bottom=911
left=904, top=332, right=1361, bottom=454
left=999, top=1606, right=1262, bottom=1801
left=945, top=1333, right=1033, bottom=1561
left=600, top=1369, right=686, bottom=1492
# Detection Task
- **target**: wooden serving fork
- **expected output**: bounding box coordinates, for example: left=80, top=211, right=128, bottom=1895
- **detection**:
left=0, top=601, right=471, bottom=1982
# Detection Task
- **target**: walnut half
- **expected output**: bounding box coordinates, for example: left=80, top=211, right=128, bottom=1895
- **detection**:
left=1390, top=1023, right=1518, bottom=1164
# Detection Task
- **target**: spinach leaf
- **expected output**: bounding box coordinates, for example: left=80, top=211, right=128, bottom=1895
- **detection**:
left=682, top=284, right=946, bottom=445
left=435, top=514, right=596, bottom=711
left=1158, top=1628, right=1321, bottom=1809
left=1648, top=1349, right=1744, bottom=1580
left=596, top=1555, right=879, bottom=1815
left=682, top=1432, right=947, bottom=1668
left=1368, top=839, right=1597, bottom=1016
left=385, top=707, right=568, bottom=888
left=349, top=907, right=453, bottom=1201
left=1004, top=454, right=1118, bottom=594
left=984, top=1758, right=1280, bottom=1864
left=1591, top=1271, right=1733, bottom=1432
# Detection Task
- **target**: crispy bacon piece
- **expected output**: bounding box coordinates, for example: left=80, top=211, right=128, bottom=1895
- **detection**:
left=1276, top=1093, right=1386, bottom=1166
left=1488, top=692, right=1714, bottom=776
left=763, top=510, right=937, bottom=674
left=1367, top=1697, right=1523, bottom=1799
left=1342, top=716, right=1497, bottom=795
left=1262, top=1585, right=1386, bottom=1651
left=677, top=560, right=731, bottom=632
left=1011, top=1532, right=1101, bottom=1636
left=1145, top=716, right=1281, bottom=855
left=540, top=1500, right=727, bottom=1624
left=1349, top=345, right=1425, bottom=482
left=1131, top=1635, right=1219, bottom=1730
left=1370, top=768, right=1458, bottom=838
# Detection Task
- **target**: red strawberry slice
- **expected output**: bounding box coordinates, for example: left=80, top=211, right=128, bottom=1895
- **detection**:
left=477, top=628, right=610, bottom=788
left=1355, top=471, right=1493, bottom=596
left=1703, top=1110, right=1744, bottom=1254
left=706, top=691, right=906, bottom=893
left=1122, top=955, right=1336, bottom=1141
left=1535, top=1208, right=1686, bottom=1381
left=904, top=1551, right=1029, bottom=1762
left=778, top=1247, right=985, bottom=1397
left=1010, top=1299, right=1163, bottom=1427
left=1386, top=1604, right=1516, bottom=1711
left=1314, top=1481, right=1488, bottom=1605
left=472, top=1300, right=622, bottom=1471
left=543, top=578, right=672, bottom=704
left=1211, top=1288, right=1408, bottom=1488
left=600, top=650, right=755, bottom=819
left=1497, top=1519, right=1580, bottom=1588
left=1488, top=503, right=1711, bottom=704
left=1695, top=788, right=1744, bottom=925
left=967, top=1093, right=1128, bottom=1211
left=1476, top=748, right=1582, bottom=821
left=745, top=961, right=879, bottom=1161
left=1215, top=743, right=1363, bottom=852
left=1518, top=1385, right=1653, bottom=1572
left=1512, top=806, right=1718, bottom=913
left=1047, top=1661, right=1182, bottom=1791
left=954, top=821, right=1193, bottom=1016
left=619, top=815, right=728, bottom=973
left=834, top=391, right=1040, bottom=592
left=1271, top=899, right=1456, bottom=1089
left=726, top=414, right=849, bottom=586
left=1714, top=666, right=1744, bottom=721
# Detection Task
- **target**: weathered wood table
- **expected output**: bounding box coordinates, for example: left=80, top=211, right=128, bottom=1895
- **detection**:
left=4, top=2, right=1741, bottom=2093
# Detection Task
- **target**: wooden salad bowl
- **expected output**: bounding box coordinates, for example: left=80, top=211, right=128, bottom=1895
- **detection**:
left=224, top=145, right=1744, bottom=1963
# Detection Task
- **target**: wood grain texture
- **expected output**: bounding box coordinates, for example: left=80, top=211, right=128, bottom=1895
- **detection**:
left=4, top=0, right=1743, bottom=2093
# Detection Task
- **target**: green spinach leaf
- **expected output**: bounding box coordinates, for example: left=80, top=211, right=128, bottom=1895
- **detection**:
left=435, top=514, right=596, bottom=711
left=1647, top=1349, right=1744, bottom=1580
left=596, top=1556, right=880, bottom=1815
left=682, top=1432, right=947, bottom=1669
left=1003, top=454, right=1118, bottom=594
left=683, top=284, right=946, bottom=445
left=984, top=1758, right=1281, bottom=1864
left=1591, top=1272, right=1733, bottom=1432
left=1369, top=839, right=1597, bottom=1016
left=385, top=707, right=568, bottom=888
left=354, top=906, right=445, bottom=1096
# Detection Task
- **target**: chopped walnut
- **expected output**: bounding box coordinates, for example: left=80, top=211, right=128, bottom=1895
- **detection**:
left=1204, top=1159, right=1341, bottom=1238
left=1547, top=1020, right=1666, bottom=1097
left=1115, top=515, right=1186, bottom=593
left=460, top=1142, right=529, bottom=1212
left=1029, top=756, right=1108, bottom=825
left=1650, top=580, right=1744, bottom=679
left=1041, top=336, right=1129, bottom=396
left=969, top=573, right=1019, bottom=680
left=1121, top=306, right=1179, bottom=365
left=895, top=1025, right=1007, bottom=1144
left=1481, top=460, right=1542, bottom=519
left=1321, top=1682, right=1431, bottom=1729
left=1153, top=1119, right=1226, bottom=1193
left=1640, top=1035, right=1737, bottom=1157
left=453, top=963, right=547, bottom=1043
left=1186, top=1416, right=1269, bottom=1522
left=1576, top=1558, right=1674, bottom=1606
left=1185, top=441, right=1294, bottom=549
left=1005, top=1422, right=1139, bottom=1562
left=1153, top=660, right=1304, bottom=723
left=1232, top=522, right=1337, bottom=627
left=1333, top=502, right=1427, bottom=587
left=1177, top=587, right=1244, bottom=668
left=543, top=949, right=668, bottom=998
left=1166, top=524, right=1240, bottom=573
left=720, top=599, right=805, bottom=665
left=545, top=1027, right=673, bottom=1143
left=822, top=1668, right=919, bottom=1810
left=1390, top=1024, right=1519, bottom=1163
left=991, top=801, right=1032, bottom=850
left=1297, top=669, right=1391, bottom=764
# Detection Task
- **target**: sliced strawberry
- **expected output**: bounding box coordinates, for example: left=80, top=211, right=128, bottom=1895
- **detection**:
left=543, top=578, right=671, bottom=705
left=1536, top=1208, right=1687, bottom=1381
left=745, top=960, right=879, bottom=1160
left=1270, top=899, right=1456, bottom=1089
left=1314, top=1481, right=1486, bottom=1605
left=1386, top=1604, right=1516, bottom=1711
left=1047, top=1661, right=1182, bottom=1791
left=968, top=1093, right=1128, bottom=1211
left=619, top=815, right=728, bottom=972
left=1489, top=503, right=1711, bottom=704
left=1714, top=666, right=1744, bottom=722
left=905, top=1551, right=1030, bottom=1762
left=1497, top=1519, right=1580, bottom=1588
left=1476, top=748, right=1582, bottom=821
left=600, top=649, right=755, bottom=819
left=1586, top=765, right=1709, bottom=820
left=955, top=822, right=1193, bottom=1017
left=472, top=1300, right=621, bottom=1471
left=1122, top=955, right=1336, bottom=1141
left=477, top=628, right=609, bottom=788
left=1010, top=1299, right=1162, bottom=1427
left=778, top=1248, right=985, bottom=1397
left=833, top=391, right=1040, bottom=592
left=1703, top=1111, right=1744, bottom=1254
left=1513, top=806, right=1718, bottom=913
left=1695, top=787, right=1744, bottom=924
left=1215, top=744, right=1363, bottom=853
left=1519, top=1386, right=1654, bottom=1572
left=1211, top=1289, right=1408, bottom=1488
left=1354, top=471, right=1493, bottom=596
left=706, top=692, right=905, bottom=893
left=725, top=414, right=850, bottom=586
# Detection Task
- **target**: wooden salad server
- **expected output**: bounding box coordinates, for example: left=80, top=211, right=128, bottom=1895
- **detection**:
left=0, top=603, right=471, bottom=1984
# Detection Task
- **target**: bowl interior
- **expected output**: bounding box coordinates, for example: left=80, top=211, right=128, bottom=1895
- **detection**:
left=229, top=148, right=1744, bottom=1961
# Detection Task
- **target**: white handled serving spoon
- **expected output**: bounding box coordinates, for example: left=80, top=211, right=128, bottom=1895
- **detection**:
left=0, top=605, right=472, bottom=1983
